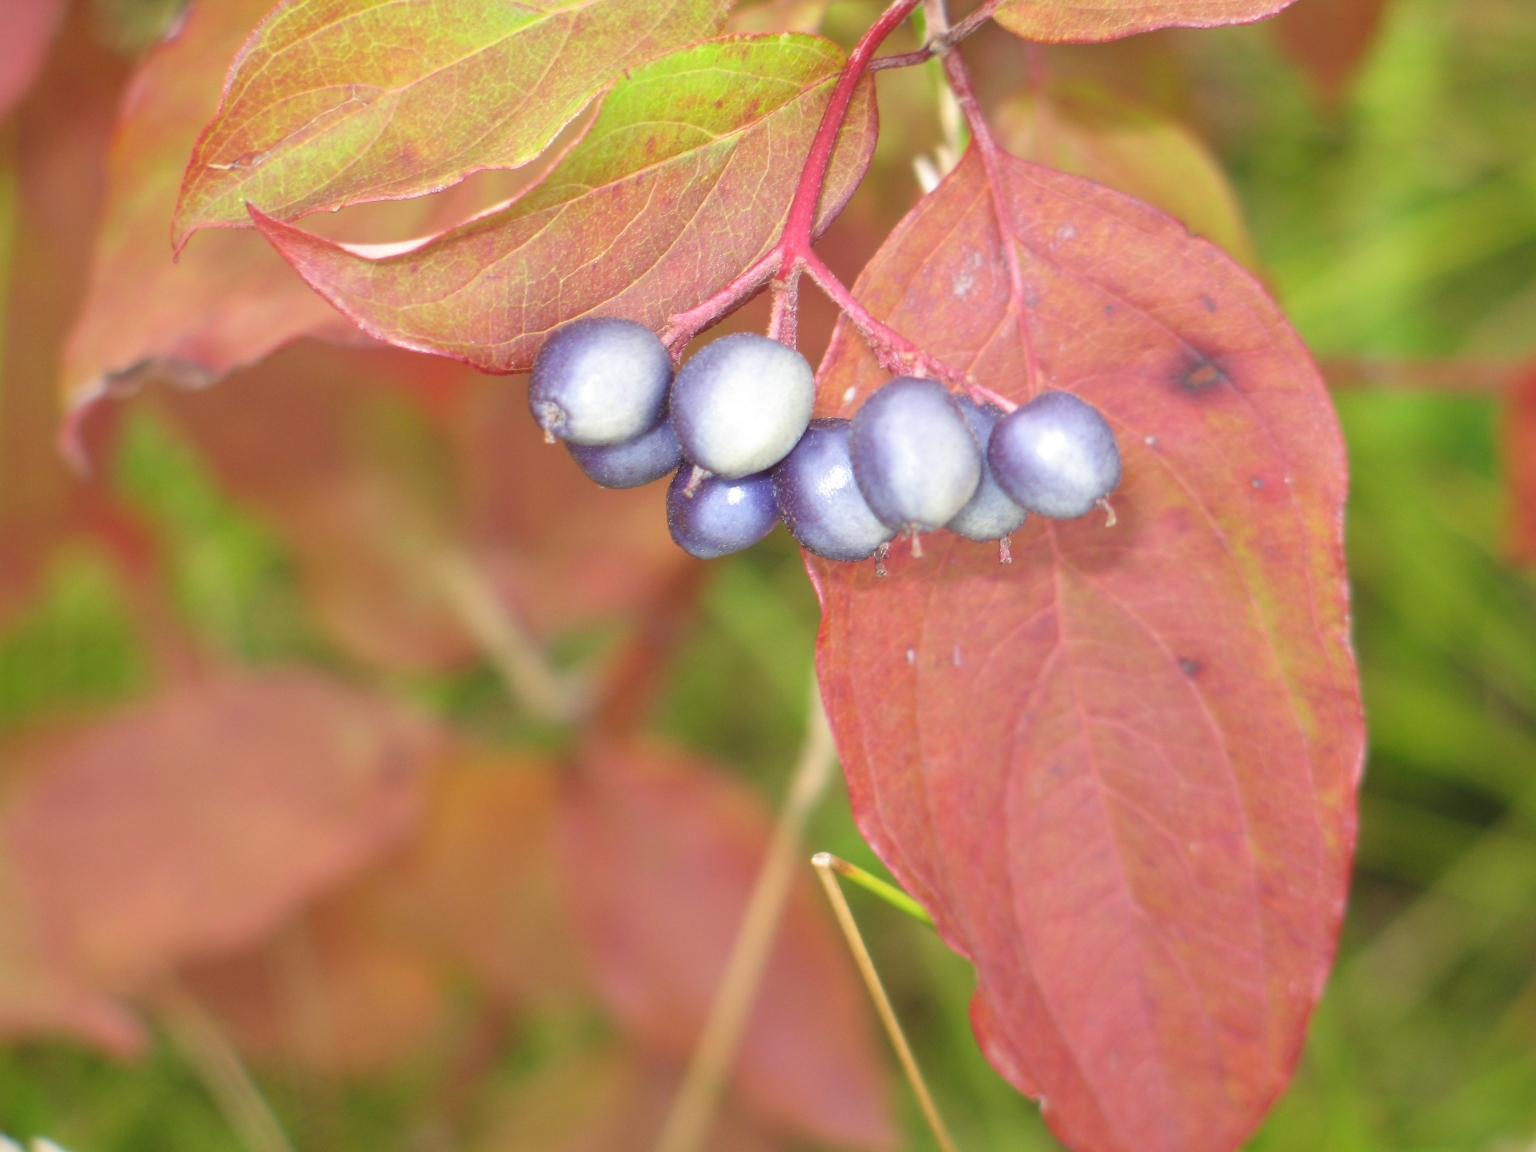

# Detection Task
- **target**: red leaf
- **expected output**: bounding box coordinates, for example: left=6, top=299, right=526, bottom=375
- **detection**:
left=180, top=889, right=449, bottom=1076
left=0, top=0, right=66, bottom=120
left=62, top=0, right=356, bottom=418
left=182, top=751, right=580, bottom=1075
left=0, top=672, right=442, bottom=1042
left=365, top=752, right=585, bottom=1007
left=0, top=6, right=131, bottom=624
left=63, top=0, right=542, bottom=423
left=1271, top=0, right=1391, bottom=102
left=251, top=35, right=878, bottom=374
left=147, top=342, right=480, bottom=673
left=558, top=741, right=895, bottom=1152
left=146, top=339, right=688, bottom=669
left=991, top=0, right=1297, bottom=42
left=1506, top=363, right=1536, bottom=564
left=173, top=0, right=732, bottom=241
left=812, top=150, right=1362, bottom=1152
left=456, top=376, right=693, bottom=641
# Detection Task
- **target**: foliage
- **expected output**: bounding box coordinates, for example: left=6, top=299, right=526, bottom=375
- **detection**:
left=0, top=0, right=1534, bottom=1151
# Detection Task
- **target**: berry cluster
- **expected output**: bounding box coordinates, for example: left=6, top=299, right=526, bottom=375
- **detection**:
left=529, top=317, right=1123, bottom=564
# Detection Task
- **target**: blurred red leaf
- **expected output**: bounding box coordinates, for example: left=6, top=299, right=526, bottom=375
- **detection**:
left=455, top=378, right=692, bottom=642
left=146, top=340, right=480, bottom=671
left=172, top=0, right=732, bottom=241
left=812, top=149, right=1362, bottom=1152
left=991, top=0, right=1297, bottom=42
left=472, top=1042, right=786, bottom=1152
left=1506, top=364, right=1536, bottom=564
left=1271, top=0, right=1390, bottom=102
left=994, top=82, right=1259, bottom=270
left=181, top=888, right=449, bottom=1076
left=366, top=752, right=584, bottom=1007
left=179, top=751, right=577, bottom=1076
left=0, top=671, right=442, bottom=1050
left=251, top=35, right=879, bottom=374
left=0, top=848, right=141, bottom=1055
left=145, top=338, right=687, bottom=669
left=725, top=0, right=829, bottom=33
left=62, top=0, right=359, bottom=419
left=0, top=5, right=131, bottom=625
left=0, top=0, right=66, bottom=121
left=558, top=741, right=894, bottom=1152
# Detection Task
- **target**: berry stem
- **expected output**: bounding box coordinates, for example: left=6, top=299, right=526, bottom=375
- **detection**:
left=661, top=251, right=778, bottom=355
left=662, top=0, right=926, bottom=352
left=938, top=40, right=1046, bottom=397
left=801, top=253, right=969, bottom=387
left=768, top=267, right=802, bottom=348
left=658, top=0, right=1021, bottom=400
left=776, top=0, right=925, bottom=271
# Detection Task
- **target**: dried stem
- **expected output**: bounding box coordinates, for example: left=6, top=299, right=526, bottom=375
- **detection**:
left=812, top=855, right=959, bottom=1152
left=156, top=981, right=298, bottom=1152
left=432, top=548, right=589, bottom=724
left=654, top=682, right=840, bottom=1152
left=817, top=852, right=933, bottom=926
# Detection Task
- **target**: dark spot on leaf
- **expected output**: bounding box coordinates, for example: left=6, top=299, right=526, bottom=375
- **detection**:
left=1251, top=477, right=1264, bottom=489
left=1178, top=355, right=1227, bottom=393
left=1104, top=304, right=1115, bottom=317
left=1202, top=295, right=1217, bottom=313
left=714, top=98, right=723, bottom=109
left=1179, top=658, right=1202, bottom=677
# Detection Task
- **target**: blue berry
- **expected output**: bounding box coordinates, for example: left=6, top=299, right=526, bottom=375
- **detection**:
left=988, top=390, right=1121, bottom=519
left=529, top=317, right=672, bottom=445
left=670, top=333, right=815, bottom=479
left=773, top=419, right=895, bottom=562
left=566, top=417, right=682, bottom=489
left=946, top=397, right=1028, bottom=542
left=848, top=377, right=981, bottom=532
left=666, top=468, right=779, bottom=559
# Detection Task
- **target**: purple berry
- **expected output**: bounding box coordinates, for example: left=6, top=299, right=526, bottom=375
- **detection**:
left=773, top=419, right=895, bottom=562
left=666, top=468, right=778, bottom=559
left=670, top=333, right=815, bottom=479
left=848, top=377, right=981, bottom=532
left=529, top=317, right=672, bottom=446
left=988, top=390, right=1121, bottom=519
left=567, top=417, right=682, bottom=489
left=946, top=396, right=1027, bottom=542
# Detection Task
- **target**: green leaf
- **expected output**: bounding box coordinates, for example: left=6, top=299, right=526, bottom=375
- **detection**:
left=253, top=34, right=879, bottom=374
left=172, top=0, right=732, bottom=246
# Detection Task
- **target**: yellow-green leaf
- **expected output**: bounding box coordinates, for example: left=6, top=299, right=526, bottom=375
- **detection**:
left=254, top=34, right=878, bottom=374
left=173, top=0, right=732, bottom=246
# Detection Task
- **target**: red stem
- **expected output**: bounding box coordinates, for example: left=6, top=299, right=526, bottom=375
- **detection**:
left=662, top=0, right=923, bottom=351
left=940, top=43, right=1044, bottom=396
left=779, top=0, right=924, bottom=266
left=659, top=0, right=1025, bottom=409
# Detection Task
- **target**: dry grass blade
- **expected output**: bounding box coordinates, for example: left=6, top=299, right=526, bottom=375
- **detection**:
left=812, top=854, right=959, bottom=1152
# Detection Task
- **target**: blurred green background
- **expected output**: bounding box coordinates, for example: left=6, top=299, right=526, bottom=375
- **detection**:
left=5, top=0, right=1536, bottom=1149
